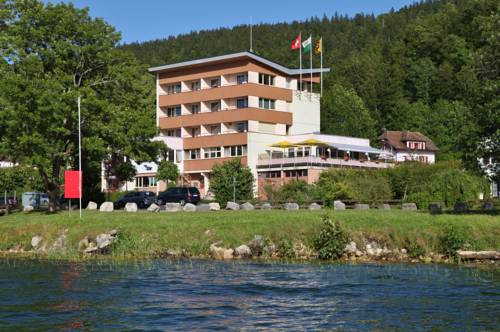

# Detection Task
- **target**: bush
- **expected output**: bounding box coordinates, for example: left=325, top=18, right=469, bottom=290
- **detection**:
left=273, top=180, right=316, bottom=204
left=312, top=215, right=349, bottom=260
left=276, top=238, right=295, bottom=259
left=438, top=224, right=471, bottom=260
left=406, top=241, right=426, bottom=258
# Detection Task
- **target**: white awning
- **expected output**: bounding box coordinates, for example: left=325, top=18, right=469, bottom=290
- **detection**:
left=329, top=143, right=386, bottom=155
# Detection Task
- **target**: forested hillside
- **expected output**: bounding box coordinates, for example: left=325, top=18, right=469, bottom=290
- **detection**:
left=122, top=0, right=499, bottom=172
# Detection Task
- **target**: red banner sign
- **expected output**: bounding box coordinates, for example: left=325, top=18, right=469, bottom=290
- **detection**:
left=64, top=170, right=82, bottom=199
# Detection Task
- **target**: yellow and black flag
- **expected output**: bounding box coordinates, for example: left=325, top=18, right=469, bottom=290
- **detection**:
left=314, top=38, right=322, bottom=55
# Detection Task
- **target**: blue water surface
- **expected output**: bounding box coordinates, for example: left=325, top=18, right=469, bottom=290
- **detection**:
left=0, top=260, right=498, bottom=331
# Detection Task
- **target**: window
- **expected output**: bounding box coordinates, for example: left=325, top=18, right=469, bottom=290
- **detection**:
left=166, top=105, right=181, bottom=117
left=189, top=127, right=200, bottom=137
left=236, top=122, right=248, bottom=133
left=259, top=171, right=281, bottom=179
left=204, top=147, right=221, bottom=159
left=209, top=125, right=221, bottom=135
left=190, top=80, right=200, bottom=91
left=225, top=145, right=247, bottom=157
left=135, top=176, right=157, bottom=188
left=166, top=83, right=181, bottom=94
left=210, top=101, right=220, bottom=112
left=258, top=73, right=275, bottom=85
left=284, top=169, right=308, bottom=177
left=190, top=103, right=200, bottom=114
left=210, top=78, right=220, bottom=88
left=165, top=128, right=181, bottom=137
left=185, top=149, right=200, bottom=160
left=287, top=148, right=295, bottom=158
left=236, top=98, right=248, bottom=109
left=237, top=74, right=248, bottom=84
left=175, top=150, right=183, bottom=163
left=259, top=98, right=276, bottom=109
left=166, top=150, right=175, bottom=162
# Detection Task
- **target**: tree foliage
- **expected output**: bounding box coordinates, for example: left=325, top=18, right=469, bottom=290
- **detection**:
left=156, top=160, right=179, bottom=184
left=210, top=158, right=254, bottom=205
left=0, top=0, right=158, bottom=209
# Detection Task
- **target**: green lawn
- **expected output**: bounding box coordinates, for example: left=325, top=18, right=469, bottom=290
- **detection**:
left=0, top=209, right=498, bottom=259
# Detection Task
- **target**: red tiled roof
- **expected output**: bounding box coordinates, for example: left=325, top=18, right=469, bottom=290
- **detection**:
left=379, top=130, right=439, bottom=152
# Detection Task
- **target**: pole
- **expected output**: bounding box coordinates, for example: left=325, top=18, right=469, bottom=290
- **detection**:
left=233, top=176, right=236, bottom=202
left=310, top=34, right=313, bottom=100
left=78, top=96, right=82, bottom=220
left=320, top=37, right=323, bottom=96
left=299, top=32, right=302, bottom=94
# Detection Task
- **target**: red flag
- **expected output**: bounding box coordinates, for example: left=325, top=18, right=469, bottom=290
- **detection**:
left=64, top=170, right=82, bottom=199
left=291, top=34, right=301, bottom=50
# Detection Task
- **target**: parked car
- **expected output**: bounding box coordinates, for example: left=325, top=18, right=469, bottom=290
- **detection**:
left=156, top=187, right=201, bottom=206
left=114, top=191, right=156, bottom=209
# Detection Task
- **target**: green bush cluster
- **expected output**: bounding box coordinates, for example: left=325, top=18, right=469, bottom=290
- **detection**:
left=312, top=215, right=349, bottom=260
left=438, top=224, right=471, bottom=260
left=276, top=238, right=295, bottom=259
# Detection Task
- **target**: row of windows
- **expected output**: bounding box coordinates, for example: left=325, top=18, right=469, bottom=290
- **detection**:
left=163, top=121, right=248, bottom=138
left=258, top=169, right=309, bottom=178
left=407, top=141, right=426, bottom=150
left=185, top=145, right=248, bottom=160
left=135, top=176, right=157, bottom=188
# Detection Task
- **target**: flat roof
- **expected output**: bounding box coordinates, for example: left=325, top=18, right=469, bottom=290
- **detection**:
left=148, top=51, right=330, bottom=76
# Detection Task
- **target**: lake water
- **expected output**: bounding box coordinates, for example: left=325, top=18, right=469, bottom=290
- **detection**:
left=0, top=260, right=498, bottom=331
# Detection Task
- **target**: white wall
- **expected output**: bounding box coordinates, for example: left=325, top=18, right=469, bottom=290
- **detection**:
left=395, top=151, right=436, bottom=164
left=288, top=93, right=320, bottom=135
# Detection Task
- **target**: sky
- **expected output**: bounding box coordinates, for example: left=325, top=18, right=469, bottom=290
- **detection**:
left=47, top=0, right=418, bottom=44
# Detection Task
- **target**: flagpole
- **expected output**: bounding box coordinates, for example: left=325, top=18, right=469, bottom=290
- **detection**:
left=78, top=95, right=82, bottom=220
left=299, top=32, right=302, bottom=95
left=310, top=34, right=313, bottom=100
left=320, top=37, right=323, bottom=96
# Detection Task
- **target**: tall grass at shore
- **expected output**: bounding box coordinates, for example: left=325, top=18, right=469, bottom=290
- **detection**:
left=0, top=210, right=498, bottom=260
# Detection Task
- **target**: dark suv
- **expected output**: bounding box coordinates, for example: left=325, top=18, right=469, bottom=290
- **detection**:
left=156, top=187, right=200, bottom=206
left=115, top=191, right=156, bottom=209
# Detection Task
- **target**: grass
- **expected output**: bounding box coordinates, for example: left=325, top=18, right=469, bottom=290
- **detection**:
left=0, top=209, right=499, bottom=260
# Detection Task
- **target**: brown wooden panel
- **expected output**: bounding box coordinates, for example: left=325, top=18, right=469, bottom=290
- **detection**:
left=183, top=132, right=247, bottom=150
left=158, top=108, right=292, bottom=129
left=158, top=83, right=293, bottom=107
left=184, top=156, right=248, bottom=172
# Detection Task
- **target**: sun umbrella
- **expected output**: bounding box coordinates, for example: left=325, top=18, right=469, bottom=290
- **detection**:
left=268, top=140, right=298, bottom=149
left=295, top=138, right=329, bottom=146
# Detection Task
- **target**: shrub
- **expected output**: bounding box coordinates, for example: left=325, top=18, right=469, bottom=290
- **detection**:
left=274, top=180, right=315, bottom=204
left=276, top=238, right=295, bottom=259
left=438, top=224, right=471, bottom=260
left=406, top=241, right=426, bottom=258
left=312, top=215, right=349, bottom=260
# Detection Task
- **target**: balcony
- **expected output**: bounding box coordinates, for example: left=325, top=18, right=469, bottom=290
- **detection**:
left=257, top=156, right=393, bottom=170
left=158, top=107, right=292, bottom=129
left=184, top=156, right=248, bottom=172
left=158, top=83, right=293, bottom=107
left=183, top=132, right=247, bottom=150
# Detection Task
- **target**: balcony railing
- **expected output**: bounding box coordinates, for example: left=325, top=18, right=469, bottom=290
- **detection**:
left=257, top=156, right=392, bottom=169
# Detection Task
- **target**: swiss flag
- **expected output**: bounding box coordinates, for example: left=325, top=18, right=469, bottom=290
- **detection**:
left=291, top=34, right=301, bottom=50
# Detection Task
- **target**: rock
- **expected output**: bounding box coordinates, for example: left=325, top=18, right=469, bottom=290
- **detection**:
left=344, top=241, right=357, bottom=254
left=31, top=235, right=43, bottom=250
left=308, top=202, right=321, bottom=210
left=147, top=203, right=160, bottom=212
left=183, top=203, right=197, bottom=212
left=23, top=205, right=34, bottom=212
left=234, top=244, right=252, bottom=258
left=457, top=250, right=500, bottom=260
left=51, top=234, right=66, bottom=253
left=378, top=204, right=391, bottom=210
left=99, top=202, right=114, bottom=212
left=355, top=250, right=363, bottom=257
left=196, top=204, right=210, bottom=212
left=226, top=201, right=240, bottom=210
left=260, top=202, right=272, bottom=210
left=240, top=202, right=255, bottom=210
left=109, top=229, right=118, bottom=236
left=453, top=202, right=468, bottom=213
left=283, top=202, right=299, bottom=211
left=428, top=202, right=442, bottom=215
left=248, top=235, right=265, bottom=256
left=86, top=201, right=98, bottom=210
left=95, top=233, right=116, bottom=249
left=84, top=243, right=99, bottom=254
left=124, top=202, right=138, bottom=212
left=78, top=237, right=89, bottom=252
left=209, top=243, right=234, bottom=260
left=354, top=203, right=370, bottom=210
left=208, top=202, right=220, bottom=211
left=482, top=201, right=495, bottom=211
left=165, top=203, right=182, bottom=212
left=401, top=248, right=408, bottom=254
left=333, top=200, right=345, bottom=211
left=402, top=203, right=417, bottom=211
